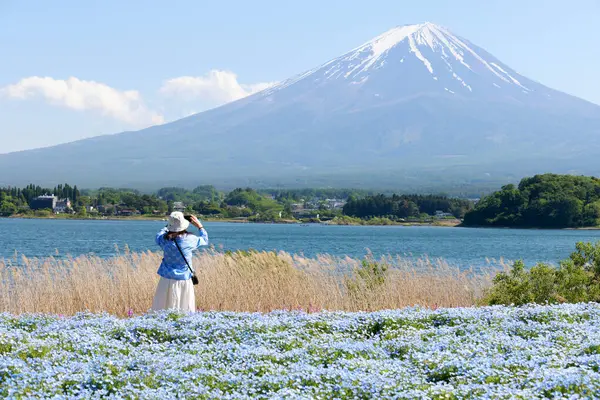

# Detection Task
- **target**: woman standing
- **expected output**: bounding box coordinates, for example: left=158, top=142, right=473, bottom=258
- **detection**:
left=151, top=211, right=208, bottom=312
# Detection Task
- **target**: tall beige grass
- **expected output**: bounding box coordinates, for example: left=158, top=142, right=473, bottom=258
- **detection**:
left=0, top=249, right=495, bottom=317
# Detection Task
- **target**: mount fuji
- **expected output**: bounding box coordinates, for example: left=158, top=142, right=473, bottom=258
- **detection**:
left=2, top=22, right=599, bottom=190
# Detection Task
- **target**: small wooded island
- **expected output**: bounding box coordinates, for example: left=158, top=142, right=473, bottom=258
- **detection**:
left=462, top=174, right=600, bottom=229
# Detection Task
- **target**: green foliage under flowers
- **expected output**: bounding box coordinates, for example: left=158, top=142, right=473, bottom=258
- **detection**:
left=483, top=241, right=600, bottom=305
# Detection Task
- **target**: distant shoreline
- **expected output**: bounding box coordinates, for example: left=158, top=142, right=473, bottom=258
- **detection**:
left=7, top=215, right=598, bottom=230
left=458, top=223, right=600, bottom=231
left=4, top=214, right=301, bottom=224
left=5, top=214, right=255, bottom=223
left=3, top=214, right=463, bottom=227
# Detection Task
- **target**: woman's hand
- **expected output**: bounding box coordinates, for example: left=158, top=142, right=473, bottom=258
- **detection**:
left=189, top=215, right=203, bottom=229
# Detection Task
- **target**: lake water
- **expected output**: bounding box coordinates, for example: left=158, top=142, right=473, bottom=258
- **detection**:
left=1, top=218, right=600, bottom=270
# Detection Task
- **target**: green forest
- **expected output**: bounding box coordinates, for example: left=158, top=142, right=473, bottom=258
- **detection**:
left=0, top=184, right=82, bottom=216
left=0, top=183, right=467, bottom=223
left=343, top=194, right=472, bottom=220
left=463, top=174, right=600, bottom=228
left=5, top=174, right=597, bottom=227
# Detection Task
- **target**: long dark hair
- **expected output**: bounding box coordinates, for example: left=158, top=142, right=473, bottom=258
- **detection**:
left=164, top=230, right=191, bottom=241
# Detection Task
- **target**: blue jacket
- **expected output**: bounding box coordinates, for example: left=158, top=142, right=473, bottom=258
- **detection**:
left=155, top=227, right=209, bottom=280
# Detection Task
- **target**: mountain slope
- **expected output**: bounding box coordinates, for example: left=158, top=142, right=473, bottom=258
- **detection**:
left=1, top=22, right=599, bottom=189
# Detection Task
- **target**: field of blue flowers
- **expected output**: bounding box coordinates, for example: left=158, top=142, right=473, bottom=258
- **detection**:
left=2, top=304, right=600, bottom=399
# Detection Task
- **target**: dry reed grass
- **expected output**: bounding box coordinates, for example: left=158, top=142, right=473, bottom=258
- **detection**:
left=0, top=249, right=495, bottom=317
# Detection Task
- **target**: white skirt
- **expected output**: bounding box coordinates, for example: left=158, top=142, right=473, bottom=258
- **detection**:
left=151, top=276, right=195, bottom=312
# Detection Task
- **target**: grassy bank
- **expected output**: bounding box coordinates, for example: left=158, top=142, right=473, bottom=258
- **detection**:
left=8, top=214, right=267, bottom=223
left=0, top=250, right=492, bottom=316
left=6, top=214, right=461, bottom=226
left=9, top=213, right=166, bottom=221
left=6, top=214, right=298, bottom=224
left=324, top=215, right=461, bottom=227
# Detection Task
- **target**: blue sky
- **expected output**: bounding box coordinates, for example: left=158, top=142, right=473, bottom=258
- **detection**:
left=1, top=0, right=599, bottom=153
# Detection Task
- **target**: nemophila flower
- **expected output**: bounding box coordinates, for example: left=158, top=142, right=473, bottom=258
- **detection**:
left=1, top=305, right=600, bottom=397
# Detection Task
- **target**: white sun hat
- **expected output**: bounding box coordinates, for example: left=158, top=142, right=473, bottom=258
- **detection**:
left=167, top=211, right=190, bottom=232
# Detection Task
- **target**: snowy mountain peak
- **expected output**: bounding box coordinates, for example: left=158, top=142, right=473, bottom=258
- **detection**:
left=265, top=22, right=535, bottom=98
left=347, top=22, right=450, bottom=75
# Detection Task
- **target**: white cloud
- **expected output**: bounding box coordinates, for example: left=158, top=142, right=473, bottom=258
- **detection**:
left=1, top=76, right=164, bottom=126
left=1, top=71, right=276, bottom=129
left=159, top=70, right=276, bottom=104
left=242, top=81, right=276, bottom=94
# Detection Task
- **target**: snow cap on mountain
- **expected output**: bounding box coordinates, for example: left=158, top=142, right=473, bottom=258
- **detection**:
left=265, top=22, right=532, bottom=96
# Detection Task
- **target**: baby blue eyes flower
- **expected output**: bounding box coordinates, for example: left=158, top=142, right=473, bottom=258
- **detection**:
left=1, top=305, right=600, bottom=397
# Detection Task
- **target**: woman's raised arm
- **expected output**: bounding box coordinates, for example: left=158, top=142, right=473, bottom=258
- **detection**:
left=188, top=215, right=208, bottom=247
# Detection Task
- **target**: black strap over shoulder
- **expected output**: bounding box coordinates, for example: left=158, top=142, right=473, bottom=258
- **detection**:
left=174, top=237, right=194, bottom=276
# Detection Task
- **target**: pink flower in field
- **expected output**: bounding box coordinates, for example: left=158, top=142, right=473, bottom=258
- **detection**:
left=196, top=307, right=204, bottom=312
left=58, top=314, right=64, bottom=318
left=127, top=308, right=134, bottom=317
left=308, top=304, right=318, bottom=313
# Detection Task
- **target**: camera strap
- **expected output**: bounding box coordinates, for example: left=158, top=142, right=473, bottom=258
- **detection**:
left=174, top=237, right=195, bottom=277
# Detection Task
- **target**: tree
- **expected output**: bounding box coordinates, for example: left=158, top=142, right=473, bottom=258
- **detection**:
left=192, top=185, right=220, bottom=202
left=483, top=241, right=600, bottom=305
left=0, top=200, right=17, bottom=216
left=343, top=194, right=468, bottom=220
left=583, top=201, right=600, bottom=226
left=464, top=174, right=600, bottom=228
left=78, top=196, right=92, bottom=207
left=194, top=201, right=222, bottom=216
